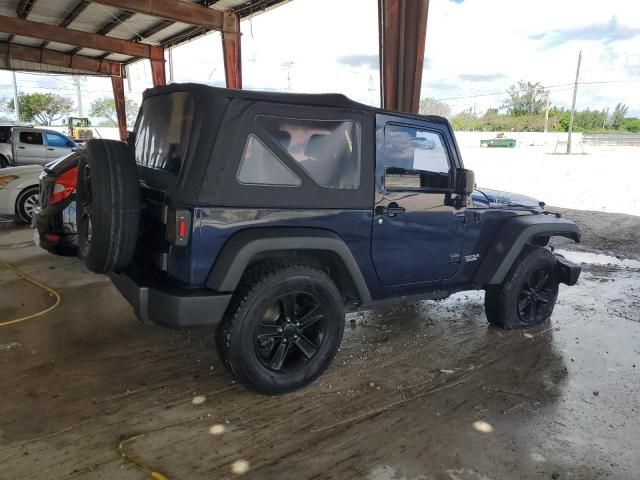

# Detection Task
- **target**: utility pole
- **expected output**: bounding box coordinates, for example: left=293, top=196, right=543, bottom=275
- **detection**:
left=125, top=64, right=132, bottom=92
left=281, top=61, right=294, bottom=92
left=543, top=93, right=550, bottom=133
left=566, top=50, right=582, bottom=154
left=74, top=76, right=83, bottom=117
left=12, top=71, right=20, bottom=123
left=602, top=107, right=609, bottom=131
left=167, top=46, right=174, bottom=84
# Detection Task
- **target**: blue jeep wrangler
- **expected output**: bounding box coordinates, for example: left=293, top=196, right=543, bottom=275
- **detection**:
left=75, top=84, right=581, bottom=394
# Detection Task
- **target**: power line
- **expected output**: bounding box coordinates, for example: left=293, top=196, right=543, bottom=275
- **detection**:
left=431, top=79, right=640, bottom=102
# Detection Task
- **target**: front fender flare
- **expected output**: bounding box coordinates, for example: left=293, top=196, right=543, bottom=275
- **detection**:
left=205, top=227, right=372, bottom=303
left=474, top=214, right=581, bottom=285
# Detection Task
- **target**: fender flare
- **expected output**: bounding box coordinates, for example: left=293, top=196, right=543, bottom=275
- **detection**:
left=205, top=227, right=372, bottom=302
left=474, top=214, right=581, bottom=285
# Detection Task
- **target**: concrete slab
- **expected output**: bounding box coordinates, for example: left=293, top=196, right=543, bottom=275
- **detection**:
left=0, top=218, right=639, bottom=480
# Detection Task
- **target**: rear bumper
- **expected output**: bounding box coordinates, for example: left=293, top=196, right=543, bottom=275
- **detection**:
left=33, top=204, right=78, bottom=255
left=109, top=266, right=232, bottom=328
left=555, top=255, right=581, bottom=286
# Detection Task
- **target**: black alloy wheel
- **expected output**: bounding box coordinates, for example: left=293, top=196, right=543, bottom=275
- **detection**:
left=217, top=263, right=345, bottom=394
left=254, top=292, right=327, bottom=372
left=517, top=268, right=555, bottom=324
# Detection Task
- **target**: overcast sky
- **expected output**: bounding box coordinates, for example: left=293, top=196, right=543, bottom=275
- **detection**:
left=1, top=0, right=639, bottom=122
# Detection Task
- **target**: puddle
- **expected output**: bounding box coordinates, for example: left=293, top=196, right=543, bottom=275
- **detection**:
left=556, top=249, right=640, bottom=269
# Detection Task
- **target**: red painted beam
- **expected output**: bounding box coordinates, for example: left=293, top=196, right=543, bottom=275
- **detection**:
left=0, top=15, right=164, bottom=60
left=92, top=0, right=224, bottom=30
left=112, top=68, right=127, bottom=141
left=150, top=49, right=166, bottom=87
left=0, top=41, right=122, bottom=76
left=221, top=12, right=242, bottom=89
left=379, top=0, right=429, bottom=113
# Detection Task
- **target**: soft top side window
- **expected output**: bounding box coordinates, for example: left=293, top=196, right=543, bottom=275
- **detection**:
left=383, top=124, right=452, bottom=191
left=237, top=134, right=301, bottom=187
left=257, top=116, right=361, bottom=190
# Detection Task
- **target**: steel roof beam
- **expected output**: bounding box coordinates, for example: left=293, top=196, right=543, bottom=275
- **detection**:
left=0, top=41, right=123, bottom=76
left=16, top=0, right=37, bottom=19
left=91, top=0, right=224, bottom=30
left=0, top=15, right=164, bottom=60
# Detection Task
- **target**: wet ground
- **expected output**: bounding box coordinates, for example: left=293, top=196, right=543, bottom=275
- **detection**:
left=1, top=211, right=639, bottom=480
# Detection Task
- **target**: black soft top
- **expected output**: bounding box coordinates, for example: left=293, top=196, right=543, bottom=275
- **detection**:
left=141, top=82, right=450, bottom=126
left=136, top=83, right=450, bottom=209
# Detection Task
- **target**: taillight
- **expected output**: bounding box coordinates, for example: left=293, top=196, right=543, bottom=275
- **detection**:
left=165, top=208, right=192, bottom=246
left=50, top=167, right=78, bottom=205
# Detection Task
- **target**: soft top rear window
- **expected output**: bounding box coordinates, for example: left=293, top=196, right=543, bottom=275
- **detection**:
left=135, top=91, right=194, bottom=175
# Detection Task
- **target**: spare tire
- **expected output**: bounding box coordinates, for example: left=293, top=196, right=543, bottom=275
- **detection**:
left=76, top=139, right=140, bottom=274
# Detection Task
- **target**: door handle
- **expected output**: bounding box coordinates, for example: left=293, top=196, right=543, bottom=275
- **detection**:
left=46, top=148, right=55, bottom=151
left=17, top=146, right=25, bottom=149
left=375, top=204, right=406, bottom=216
left=455, top=212, right=467, bottom=223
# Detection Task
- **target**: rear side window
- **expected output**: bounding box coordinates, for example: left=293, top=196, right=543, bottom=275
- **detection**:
left=135, top=92, right=194, bottom=174
left=19, top=131, right=43, bottom=145
left=46, top=132, right=70, bottom=148
left=237, top=135, right=301, bottom=186
left=257, top=116, right=360, bottom=189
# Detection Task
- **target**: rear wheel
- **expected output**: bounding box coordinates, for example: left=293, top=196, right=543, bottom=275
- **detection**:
left=217, top=263, right=345, bottom=394
left=16, top=186, right=39, bottom=223
left=484, top=246, right=559, bottom=330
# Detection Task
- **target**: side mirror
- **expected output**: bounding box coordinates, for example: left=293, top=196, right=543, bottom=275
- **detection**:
left=455, top=168, right=475, bottom=196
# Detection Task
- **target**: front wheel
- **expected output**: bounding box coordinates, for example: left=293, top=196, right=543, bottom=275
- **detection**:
left=16, top=186, right=39, bottom=223
left=484, top=246, right=559, bottom=330
left=217, top=263, right=345, bottom=394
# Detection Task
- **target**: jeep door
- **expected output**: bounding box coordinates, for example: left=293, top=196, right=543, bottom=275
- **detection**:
left=12, top=129, right=48, bottom=165
left=371, top=115, right=464, bottom=286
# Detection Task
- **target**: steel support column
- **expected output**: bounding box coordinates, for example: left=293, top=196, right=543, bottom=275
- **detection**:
left=150, top=47, right=166, bottom=87
left=112, top=67, right=127, bottom=141
left=378, top=0, right=429, bottom=113
left=222, top=12, right=242, bottom=89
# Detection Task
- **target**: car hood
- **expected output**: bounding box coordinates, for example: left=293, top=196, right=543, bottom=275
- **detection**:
left=0, top=165, right=43, bottom=176
left=471, top=187, right=544, bottom=210
left=0, top=165, right=43, bottom=177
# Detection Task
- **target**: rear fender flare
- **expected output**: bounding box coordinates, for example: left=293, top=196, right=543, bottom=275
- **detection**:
left=205, top=227, right=372, bottom=303
left=474, top=214, right=581, bottom=285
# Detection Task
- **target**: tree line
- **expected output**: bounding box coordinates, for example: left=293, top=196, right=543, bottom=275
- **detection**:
left=0, top=92, right=138, bottom=127
left=420, top=80, right=639, bottom=133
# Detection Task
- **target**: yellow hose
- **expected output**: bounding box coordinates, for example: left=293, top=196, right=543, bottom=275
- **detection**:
left=0, top=258, right=61, bottom=327
left=118, top=434, right=171, bottom=480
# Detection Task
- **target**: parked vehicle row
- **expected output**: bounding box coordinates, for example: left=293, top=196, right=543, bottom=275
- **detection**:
left=0, top=126, right=78, bottom=167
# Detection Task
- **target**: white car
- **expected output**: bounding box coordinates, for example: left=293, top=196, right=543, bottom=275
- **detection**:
left=0, top=165, right=43, bottom=223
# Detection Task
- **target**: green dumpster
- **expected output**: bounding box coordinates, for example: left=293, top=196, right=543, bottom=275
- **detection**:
left=480, top=138, right=516, bottom=148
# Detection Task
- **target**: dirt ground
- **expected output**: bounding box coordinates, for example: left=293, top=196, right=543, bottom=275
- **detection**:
left=1, top=210, right=639, bottom=480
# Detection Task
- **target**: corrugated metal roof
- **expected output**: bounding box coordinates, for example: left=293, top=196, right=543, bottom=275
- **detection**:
left=0, top=0, right=290, bottom=75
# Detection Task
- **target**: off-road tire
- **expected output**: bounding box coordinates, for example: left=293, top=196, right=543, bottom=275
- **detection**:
left=16, top=186, right=39, bottom=223
left=216, top=262, right=345, bottom=395
left=484, top=246, right=559, bottom=330
left=76, top=139, right=140, bottom=274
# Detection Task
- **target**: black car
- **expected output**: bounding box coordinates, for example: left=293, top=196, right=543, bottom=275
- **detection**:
left=53, top=84, right=582, bottom=394
left=33, top=151, right=80, bottom=256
